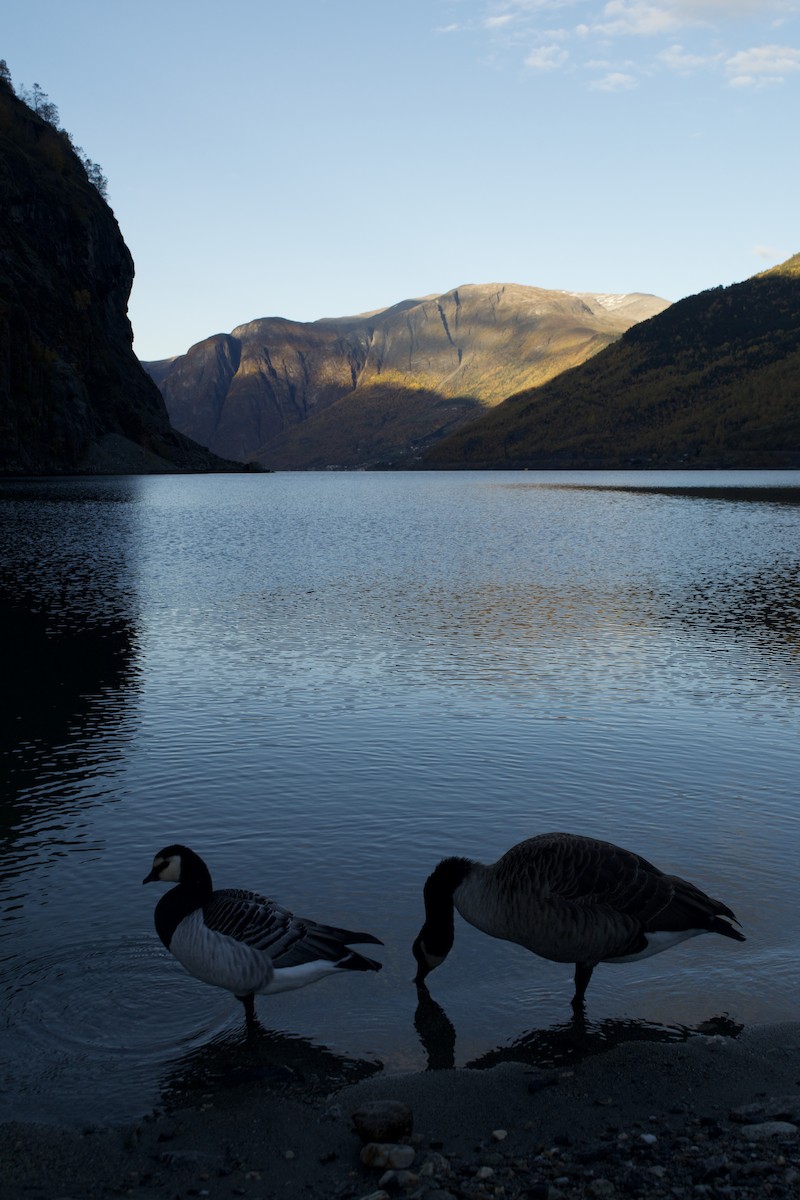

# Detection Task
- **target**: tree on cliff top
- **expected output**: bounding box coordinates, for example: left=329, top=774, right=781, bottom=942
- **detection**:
left=2, top=62, right=108, bottom=199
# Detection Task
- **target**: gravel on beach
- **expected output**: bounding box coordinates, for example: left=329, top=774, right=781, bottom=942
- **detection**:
left=3, top=1023, right=800, bottom=1200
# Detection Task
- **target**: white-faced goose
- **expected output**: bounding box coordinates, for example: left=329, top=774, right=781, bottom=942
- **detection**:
left=412, top=832, right=744, bottom=1010
left=144, top=844, right=382, bottom=1028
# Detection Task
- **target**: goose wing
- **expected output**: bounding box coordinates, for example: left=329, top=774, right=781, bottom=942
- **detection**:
left=502, top=834, right=670, bottom=919
left=498, top=834, right=739, bottom=959
left=204, top=888, right=382, bottom=968
left=655, top=873, right=743, bottom=939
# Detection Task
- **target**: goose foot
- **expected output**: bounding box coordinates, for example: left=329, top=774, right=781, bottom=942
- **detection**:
left=571, top=962, right=593, bottom=1011
left=238, top=993, right=258, bottom=1033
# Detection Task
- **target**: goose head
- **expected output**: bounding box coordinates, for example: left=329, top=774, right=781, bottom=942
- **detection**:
left=412, top=855, right=473, bottom=984
left=143, top=844, right=209, bottom=887
left=412, top=929, right=450, bottom=984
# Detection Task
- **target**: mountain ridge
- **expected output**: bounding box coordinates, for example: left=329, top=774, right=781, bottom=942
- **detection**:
left=424, top=257, right=800, bottom=470
left=144, top=283, right=669, bottom=468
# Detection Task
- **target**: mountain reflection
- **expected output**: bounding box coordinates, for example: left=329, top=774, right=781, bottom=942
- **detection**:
left=653, top=562, right=800, bottom=653
left=0, top=479, right=141, bottom=828
left=584, top=483, right=800, bottom=507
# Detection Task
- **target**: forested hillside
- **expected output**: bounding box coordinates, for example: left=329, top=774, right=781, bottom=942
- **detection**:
left=425, top=256, right=800, bottom=470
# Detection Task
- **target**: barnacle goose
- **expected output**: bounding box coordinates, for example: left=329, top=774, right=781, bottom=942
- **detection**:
left=144, top=844, right=382, bottom=1027
left=412, top=832, right=744, bottom=1010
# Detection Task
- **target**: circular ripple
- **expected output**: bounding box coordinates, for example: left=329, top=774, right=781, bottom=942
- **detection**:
left=0, top=934, right=238, bottom=1124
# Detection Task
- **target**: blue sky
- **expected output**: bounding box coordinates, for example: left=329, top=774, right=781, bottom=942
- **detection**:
left=5, top=0, right=799, bottom=360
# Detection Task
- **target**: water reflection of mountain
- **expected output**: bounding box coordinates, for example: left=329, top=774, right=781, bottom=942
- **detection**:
left=413, top=984, right=739, bottom=1074
left=0, top=479, right=141, bottom=826
left=362, top=484, right=800, bottom=705
left=553, top=481, right=800, bottom=655
left=650, top=563, right=800, bottom=656
left=597, top=483, right=800, bottom=507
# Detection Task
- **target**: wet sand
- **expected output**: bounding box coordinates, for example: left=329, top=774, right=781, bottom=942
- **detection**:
left=3, top=1022, right=800, bottom=1199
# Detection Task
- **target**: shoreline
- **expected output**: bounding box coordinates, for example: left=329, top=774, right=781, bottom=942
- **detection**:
left=3, top=1022, right=800, bottom=1199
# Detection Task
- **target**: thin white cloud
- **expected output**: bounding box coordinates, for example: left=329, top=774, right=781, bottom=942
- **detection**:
left=672, top=1, right=796, bottom=17
left=753, top=244, right=785, bottom=261
left=590, top=69, right=639, bottom=87
left=525, top=43, right=570, bottom=67
left=658, top=42, right=714, bottom=70
left=596, top=0, right=797, bottom=32
left=725, top=42, right=800, bottom=85
left=458, top=2, right=800, bottom=90
left=596, top=3, right=689, bottom=37
left=472, top=0, right=800, bottom=35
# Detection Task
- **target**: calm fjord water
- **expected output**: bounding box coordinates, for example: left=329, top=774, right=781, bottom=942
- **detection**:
left=1, top=470, right=799, bottom=1124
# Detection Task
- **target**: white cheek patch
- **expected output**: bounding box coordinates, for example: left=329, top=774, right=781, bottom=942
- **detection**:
left=158, top=855, right=182, bottom=883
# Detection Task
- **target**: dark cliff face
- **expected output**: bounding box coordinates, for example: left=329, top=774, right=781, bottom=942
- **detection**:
left=0, top=82, right=241, bottom=475
left=152, top=320, right=373, bottom=464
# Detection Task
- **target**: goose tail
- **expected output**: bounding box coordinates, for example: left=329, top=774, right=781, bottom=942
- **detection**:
left=663, top=876, right=745, bottom=943
left=709, top=916, right=746, bottom=943
left=336, top=948, right=383, bottom=973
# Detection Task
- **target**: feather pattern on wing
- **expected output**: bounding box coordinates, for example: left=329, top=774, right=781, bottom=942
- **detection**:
left=144, top=844, right=382, bottom=1018
left=455, top=833, right=742, bottom=965
left=202, top=888, right=382, bottom=969
left=413, top=832, right=743, bottom=1009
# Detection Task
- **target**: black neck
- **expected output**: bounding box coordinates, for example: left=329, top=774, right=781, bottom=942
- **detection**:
left=153, top=848, right=213, bottom=948
left=420, top=856, right=472, bottom=956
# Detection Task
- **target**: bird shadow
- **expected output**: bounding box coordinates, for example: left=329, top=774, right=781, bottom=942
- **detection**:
left=413, top=983, right=742, bottom=1073
left=157, top=1017, right=382, bottom=1111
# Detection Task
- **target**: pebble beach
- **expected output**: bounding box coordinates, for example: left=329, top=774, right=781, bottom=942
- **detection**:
left=3, top=1022, right=800, bottom=1200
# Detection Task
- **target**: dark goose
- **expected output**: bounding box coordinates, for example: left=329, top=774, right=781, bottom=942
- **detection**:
left=412, top=832, right=744, bottom=1010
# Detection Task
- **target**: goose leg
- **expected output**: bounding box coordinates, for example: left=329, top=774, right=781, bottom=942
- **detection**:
left=238, top=993, right=257, bottom=1030
left=572, top=962, right=594, bottom=1011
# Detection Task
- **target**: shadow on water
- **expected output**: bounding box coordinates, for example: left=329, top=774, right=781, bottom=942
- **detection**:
left=0, top=478, right=142, bottom=825
left=158, top=1020, right=382, bottom=1112
left=532, top=480, right=800, bottom=659
left=1, top=607, right=139, bottom=801
left=413, top=984, right=742, bottom=1074
left=605, top=485, right=800, bottom=507
left=649, top=562, right=800, bottom=653
left=544, top=482, right=800, bottom=507
left=0, top=478, right=145, bottom=1126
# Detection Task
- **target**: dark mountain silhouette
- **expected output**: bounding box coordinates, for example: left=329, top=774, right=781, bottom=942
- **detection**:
left=0, top=76, right=243, bottom=475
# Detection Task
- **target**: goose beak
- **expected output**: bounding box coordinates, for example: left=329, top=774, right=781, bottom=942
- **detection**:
left=142, top=868, right=159, bottom=884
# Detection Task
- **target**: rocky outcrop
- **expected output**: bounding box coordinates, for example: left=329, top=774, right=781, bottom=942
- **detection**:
left=148, top=321, right=372, bottom=464
left=0, top=80, right=243, bottom=475
left=146, top=285, right=669, bottom=469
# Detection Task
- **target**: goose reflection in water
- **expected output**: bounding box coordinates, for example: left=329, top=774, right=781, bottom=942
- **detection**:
left=158, top=1020, right=381, bottom=1108
left=413, top=983, right=740, bottom=1074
